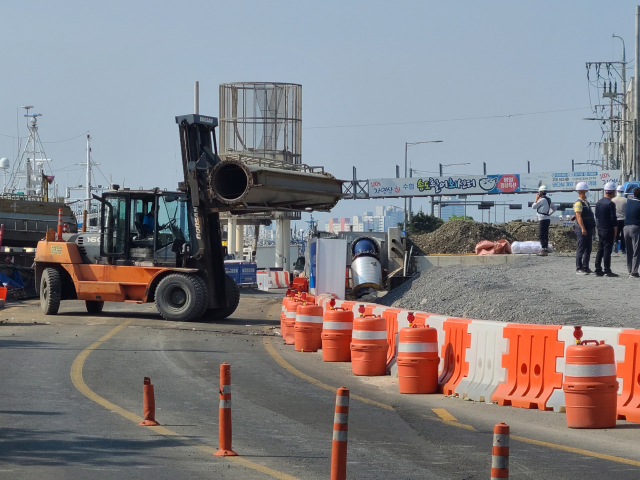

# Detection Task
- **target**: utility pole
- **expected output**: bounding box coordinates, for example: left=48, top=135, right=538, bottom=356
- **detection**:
left=633, top=5, right=640, bottom=180
left=85, top=135, right=91, bottom=214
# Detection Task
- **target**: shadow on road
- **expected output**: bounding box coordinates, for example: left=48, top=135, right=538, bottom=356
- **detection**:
left=0, top=427, right=185, bottom=467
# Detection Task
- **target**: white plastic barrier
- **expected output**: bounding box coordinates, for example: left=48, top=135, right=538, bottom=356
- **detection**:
left=546, top=325, right=624, bottom=413
left=455, top=320, right=509, bottom=403
left=257, top=273, right=271, bottom=291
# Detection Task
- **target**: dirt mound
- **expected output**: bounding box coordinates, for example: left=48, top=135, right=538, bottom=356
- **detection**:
left=409, top=219, right=577, bottom=255
left=503, top=220, right=577, bottom=253
left=409, top=220, right=514, bottom=255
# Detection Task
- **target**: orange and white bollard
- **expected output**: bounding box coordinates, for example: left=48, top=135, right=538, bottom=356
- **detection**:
left=57, top=208, right=63, bottom=240
left=139, top=377, right=160, bottom=426
left=214, top=362, right=238, bottom=456
left=491, top=422, right=509, bottom=479
left=331, top=387, right=349, bottom=480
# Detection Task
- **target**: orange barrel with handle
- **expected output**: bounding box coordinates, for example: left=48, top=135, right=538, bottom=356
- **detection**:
left=295, top=303, right=324, bottom=352
left=397, top=323, right=440, bottom=393
left=282, top=297, right=302, bottom=345
left=322, top=308, right=354, bottom=362
left=350, top=315, right=388, bottom=376
left=562, top=339, right=618, bottom=428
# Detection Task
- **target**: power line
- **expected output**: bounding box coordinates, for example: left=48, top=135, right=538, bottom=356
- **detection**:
left=303, top=107, right=591, bottom=130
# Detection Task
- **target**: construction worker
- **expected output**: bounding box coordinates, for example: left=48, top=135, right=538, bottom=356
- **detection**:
left=594, top=181, right=619, bottom=277
left=573, top=182, right=596, bottom=275
left=624, top=187, right=640, bottom=278
left=531, top=185, right=554, bottom=256
left=612, top=184, right=627, bottom=254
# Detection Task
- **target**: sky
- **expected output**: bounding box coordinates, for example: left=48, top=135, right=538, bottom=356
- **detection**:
left=0, top=1, right=636, bottom=228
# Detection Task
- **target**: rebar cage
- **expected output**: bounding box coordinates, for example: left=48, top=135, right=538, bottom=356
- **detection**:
left=219, top=82, right=302, bottom=165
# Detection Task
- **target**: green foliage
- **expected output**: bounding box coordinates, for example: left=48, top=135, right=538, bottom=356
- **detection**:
left=399, top=211, right=444, bottom=234
left=448, top=214, right=474, bottom=221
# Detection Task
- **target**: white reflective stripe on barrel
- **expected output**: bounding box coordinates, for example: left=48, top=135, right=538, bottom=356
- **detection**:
left=219, top=399, right=231, bottom=409
left=335, top=395, right=349, bottom=406
left=352, top=330, right=387, bottom=340
left=491, top=456, right=509, bottom=469
left=564, top=363, right=617, bottom=377
left=398, top=342, right=438, bottom=353
left=296, top=314, right=323, bottom=324
left=333, top=430, right=348, bottom=441
left=221, top=385, right=231, bottom=394
left=285, top=311, right=297, bottom=318
left=493, top=433, right=509, bottom=447
left=334, top=413, right=348, bottom=424
left=323, top=322, right=353, bottom=330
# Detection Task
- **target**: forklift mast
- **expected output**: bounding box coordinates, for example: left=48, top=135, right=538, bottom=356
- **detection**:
left=175, top=114, right=229, bottom=310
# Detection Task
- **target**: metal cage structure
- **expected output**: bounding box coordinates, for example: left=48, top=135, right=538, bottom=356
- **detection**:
left=219, top=82, right=302, bottom=166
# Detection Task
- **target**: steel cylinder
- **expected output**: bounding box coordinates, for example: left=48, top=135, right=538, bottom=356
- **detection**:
left=351, top=256, right=382, bottom=295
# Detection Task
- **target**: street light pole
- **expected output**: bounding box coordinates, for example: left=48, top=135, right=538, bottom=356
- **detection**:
left=403, top=140, right=443, bottom=231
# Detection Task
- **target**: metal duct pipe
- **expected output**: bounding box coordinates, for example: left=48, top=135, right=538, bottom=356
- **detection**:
left=209, top=160, right=343, bottom=213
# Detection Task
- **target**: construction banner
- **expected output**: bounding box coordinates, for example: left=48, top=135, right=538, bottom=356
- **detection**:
left=368, top=170, right=621, bottom=198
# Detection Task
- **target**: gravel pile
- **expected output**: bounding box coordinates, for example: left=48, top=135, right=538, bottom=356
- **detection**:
left=409, top=220, right=578, bottom=255
left=379, top=254, right=636, bottom=328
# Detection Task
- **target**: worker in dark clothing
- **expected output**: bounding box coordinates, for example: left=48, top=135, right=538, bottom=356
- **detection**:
left=573, top=182, right=596, bottom=275
left=594, top=181, right=619, bottom=277
left=142, top=209, right=155, bottom=236
left=624, top=187, right=640, bottom=277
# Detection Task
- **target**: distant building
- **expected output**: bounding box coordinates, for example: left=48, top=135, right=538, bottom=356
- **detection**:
left=323, top=206, right=404, bottom=233
left=441, top=196, right=466, bottom=221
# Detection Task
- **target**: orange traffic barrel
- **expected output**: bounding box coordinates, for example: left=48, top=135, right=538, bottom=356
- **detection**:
left=350, top=315, right=388, bottom=376
left=322, top=308, right=354, bottom=362
left=562, top=339, right=618, bottom=428
left=295, top=304, right=324, bottom=352
left=282, top=297, right=302, bottom=345
left=397, top=324, right=440, bottom=394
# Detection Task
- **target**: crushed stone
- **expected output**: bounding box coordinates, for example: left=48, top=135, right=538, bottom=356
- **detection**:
left=378, top=254, right=635, bottom=328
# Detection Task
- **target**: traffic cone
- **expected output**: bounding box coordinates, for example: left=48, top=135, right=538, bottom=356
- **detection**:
left=139, top=377, right=160, bottom=426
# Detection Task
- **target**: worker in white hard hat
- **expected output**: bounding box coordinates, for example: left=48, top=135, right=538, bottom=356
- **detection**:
left=531, top=185, right=554, bottom=256
left=573, top=182, right=596, bottom=275
left=612, top=184, right=627, bottom=254
left=593, top=181, right=619, bottom=277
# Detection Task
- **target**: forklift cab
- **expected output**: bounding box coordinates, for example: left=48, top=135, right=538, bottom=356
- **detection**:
left=100, top=190, right=191, bottom=266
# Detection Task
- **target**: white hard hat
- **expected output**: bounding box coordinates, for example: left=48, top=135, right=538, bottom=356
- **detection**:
left=604, top=181, right=617, bottom=192
left=617, top=185, right=625, bottom=192
left=538, top=185, right=547, bottom=192
left=575, top=182, right=589, bottom=192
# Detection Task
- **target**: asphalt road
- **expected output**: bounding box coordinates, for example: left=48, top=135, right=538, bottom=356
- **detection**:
left=1, top=290, right=640, bottom=479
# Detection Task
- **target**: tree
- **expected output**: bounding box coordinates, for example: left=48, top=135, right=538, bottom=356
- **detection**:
left=399, top=211, right=444, bottom=234
left=448, top=215, right=474, bottom=221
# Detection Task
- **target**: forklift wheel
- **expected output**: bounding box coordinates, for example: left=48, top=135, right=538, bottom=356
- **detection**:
left=40, top=268, right=62, bottom=315
left=155, top=273, right=207, bottom=322
left=206, top=274, right=240, bottom=320
left=85, top=300, right=104, bottom=314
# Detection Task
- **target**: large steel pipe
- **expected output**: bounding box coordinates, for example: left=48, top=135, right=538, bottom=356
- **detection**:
left=209, top=160, right=343, bottom=213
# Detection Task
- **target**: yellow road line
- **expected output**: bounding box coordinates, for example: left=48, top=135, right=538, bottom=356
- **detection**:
left=431, top=408, right=475, bottom=431
left=262, top=335, right=394, bottom=411
left=70, top=319, right=301, bottom=480
left=511, top=435, right=640, bottom=468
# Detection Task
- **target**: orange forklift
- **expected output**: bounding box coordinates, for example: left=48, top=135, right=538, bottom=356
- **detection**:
left=34, top=114, right=240, bottom=321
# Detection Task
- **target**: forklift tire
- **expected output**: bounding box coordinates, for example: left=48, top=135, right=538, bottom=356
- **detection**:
left=40, top=268, right=62, bottom=315
left=206, top=274, right=240, bottom=320
left=155, top=273, right=207, bottom=322
left=85, top=300, right=104, bottom=314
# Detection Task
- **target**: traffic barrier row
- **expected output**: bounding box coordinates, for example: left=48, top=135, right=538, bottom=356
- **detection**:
left=301, top=293, right=640, bottom=422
